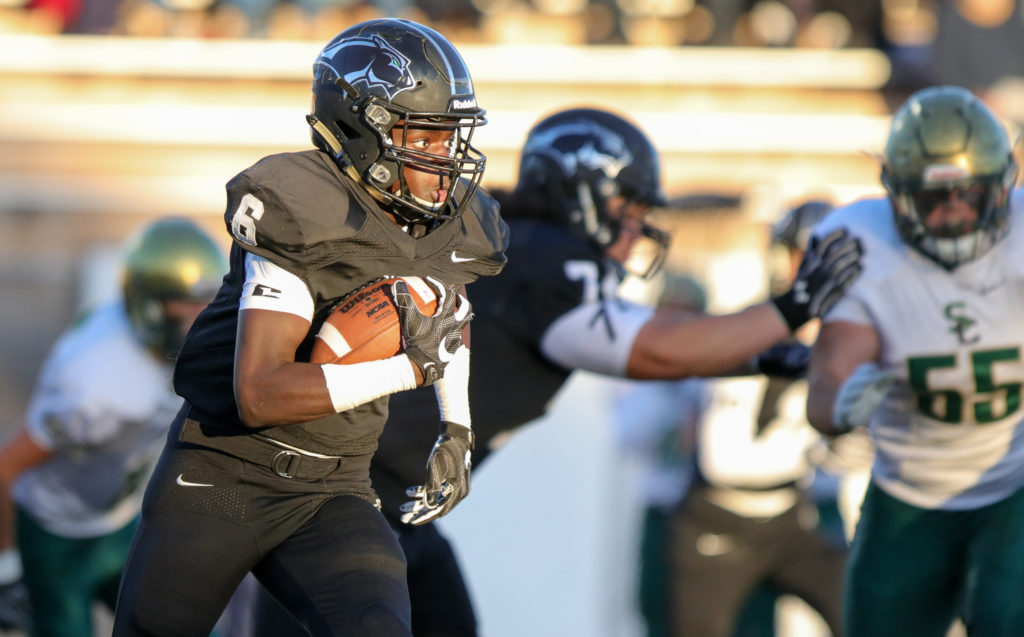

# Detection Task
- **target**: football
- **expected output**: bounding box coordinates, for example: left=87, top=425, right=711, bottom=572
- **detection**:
left=310, top=276, right=438, bottom=365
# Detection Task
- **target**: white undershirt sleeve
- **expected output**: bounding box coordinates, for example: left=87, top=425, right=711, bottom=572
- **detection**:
left=240, top=253, right=315, bottom=321
left=540, top=299, right=655, bottom=376
left=434, top=345, right=471, bottom=427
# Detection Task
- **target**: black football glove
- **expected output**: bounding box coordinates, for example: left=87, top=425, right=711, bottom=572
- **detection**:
left=0, top=579, right=30, bottom=630
left=393, top=277, right=473, bottom=386
left=754, top=342, right=811, bottom=379
left=400, top=421, right=474, bottom=526
left=771, top=228, right=862, bottom=332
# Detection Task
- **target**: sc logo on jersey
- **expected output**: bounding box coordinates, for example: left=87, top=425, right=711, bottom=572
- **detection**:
left=944, top=301, right=979, bottom=345
left=317, top=34, right=415, bottom=100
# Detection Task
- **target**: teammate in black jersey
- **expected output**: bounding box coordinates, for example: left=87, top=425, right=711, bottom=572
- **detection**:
left=111, top=18, right=507, bottom=637
left=361, top=108, right=862, bottom=636
left=249, top=107, right=865, bottom=637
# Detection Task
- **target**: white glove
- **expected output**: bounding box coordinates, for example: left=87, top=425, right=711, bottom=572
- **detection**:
left=833, top=362, right=893, bottom=432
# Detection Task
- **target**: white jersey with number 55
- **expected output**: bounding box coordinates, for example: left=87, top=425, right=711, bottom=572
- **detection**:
left=817, top=188, right=1024, bottom=510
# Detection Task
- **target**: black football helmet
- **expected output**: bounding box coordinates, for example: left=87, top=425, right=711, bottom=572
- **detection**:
left=515, top=107, right=670, bottom=278
left=769, top=199, right=832, bottom=294
left=881, top=85, right=1018, bottom=269
left=772, top=199, right=832, bottom=251
left=307, top=18, right=486, bottom=224
left=121, top=218, right=226, bottom=358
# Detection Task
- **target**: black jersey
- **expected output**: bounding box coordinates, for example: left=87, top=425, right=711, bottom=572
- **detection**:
left=372, top=219, right=621, bottom=519
left=173, top=149, right=508, bottom=456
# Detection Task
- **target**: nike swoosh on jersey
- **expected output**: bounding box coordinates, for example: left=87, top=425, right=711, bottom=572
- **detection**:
left=176, top=474, right=214, bottom=488
left=978, top=281, right=1006, bottom=295
left=450, top=252, right=475, bottom=263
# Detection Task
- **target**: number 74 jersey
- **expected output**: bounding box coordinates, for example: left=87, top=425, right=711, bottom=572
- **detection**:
left=818, top=190, right=1024, bottom=510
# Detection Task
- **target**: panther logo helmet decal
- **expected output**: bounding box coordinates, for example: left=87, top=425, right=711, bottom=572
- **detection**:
left=317, top=34, right=415, bottom=101
left=523, top=120, right=633, bottom=181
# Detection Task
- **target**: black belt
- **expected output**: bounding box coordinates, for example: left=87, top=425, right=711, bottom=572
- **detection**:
left=179, top=409, right=345, bottom=481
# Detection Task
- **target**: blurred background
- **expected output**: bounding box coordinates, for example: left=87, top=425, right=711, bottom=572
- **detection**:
left=0, top=1, right=1023, bottom=635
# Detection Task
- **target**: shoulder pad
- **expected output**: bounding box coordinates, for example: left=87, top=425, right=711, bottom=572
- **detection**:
left=223, top=151, right=367, bottom=277
left=456, top=188, right=509, bottom=276
left=816, top=196, right=907, bottom=285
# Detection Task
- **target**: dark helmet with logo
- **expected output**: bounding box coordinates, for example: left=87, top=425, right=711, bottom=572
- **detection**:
left=121, top=217, right=227, bottom=358
left=768, top=199, right=833, bottom=294
left=513, top=107, right=669, bottom=277
left=881, top=85, right=1018, bottom=269
left=771, top=199, right=832, bottom=252
left=307, top=18, right=486, bottom=224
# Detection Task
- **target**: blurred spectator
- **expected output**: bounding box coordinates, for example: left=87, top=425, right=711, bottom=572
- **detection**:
left=927, top=0, right=1024, bottom=91
left=12, top=0, right=899, bottom=45
left=0, top=0, right=70, bottom=33
left=881, top=0, right=1024, bottom=93
left=24, top=0, right=79, bottom=30
left=66, top=0, right=121, bottom=33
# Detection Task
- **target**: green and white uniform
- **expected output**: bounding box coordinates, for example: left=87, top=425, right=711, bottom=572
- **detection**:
left=817, top=188, right=1024, bottom=636
left=16, top=301, right=181, bottom=636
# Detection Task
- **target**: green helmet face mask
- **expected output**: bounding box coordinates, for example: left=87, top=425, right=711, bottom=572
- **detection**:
left=881, top=85, right=1019, bottom=270
left=121, top=218, right=227, bottom=359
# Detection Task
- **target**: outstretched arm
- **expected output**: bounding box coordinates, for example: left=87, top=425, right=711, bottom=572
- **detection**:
left=627, top=303, right=790, bottom=379
left=543, top=228, right=860, bottom=381
left=629, top=227, right=860, bottom=379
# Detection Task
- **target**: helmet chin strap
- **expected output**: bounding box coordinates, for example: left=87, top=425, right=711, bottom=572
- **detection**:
left=392, top=193, right=448, bottom=235
left=576, top=182, right=613, bottom=246
left=577, top=182, right=600, bottom=235
left=308, top=116, right=344, bottom=156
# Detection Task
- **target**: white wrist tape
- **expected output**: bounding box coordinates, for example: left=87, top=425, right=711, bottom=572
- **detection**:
left=0, top=548, right=22, bottom=583
left=321, top=355, right=418, bottom=413
left=435, top=345, right=471, bottom=427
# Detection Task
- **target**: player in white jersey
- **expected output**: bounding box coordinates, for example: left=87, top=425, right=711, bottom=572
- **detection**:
left=807, top=85, right=1024, bottom=636
left=0, top=218, right=225, bottom=636
left=665, top=201, right=847, bottom=637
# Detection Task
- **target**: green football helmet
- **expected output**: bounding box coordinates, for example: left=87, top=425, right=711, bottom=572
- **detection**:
left=121, top=218, right=227, bottom=358
left=881, top=85, right=1018, bottom=269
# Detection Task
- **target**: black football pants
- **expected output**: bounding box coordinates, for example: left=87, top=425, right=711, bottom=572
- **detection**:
left=251, top=520, right=478, bottom=637
left=668, top=484, right=847, bottom=637
left=112, top=409, right=412, bottom=637
left=399, top=522, right=477, bottom=637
